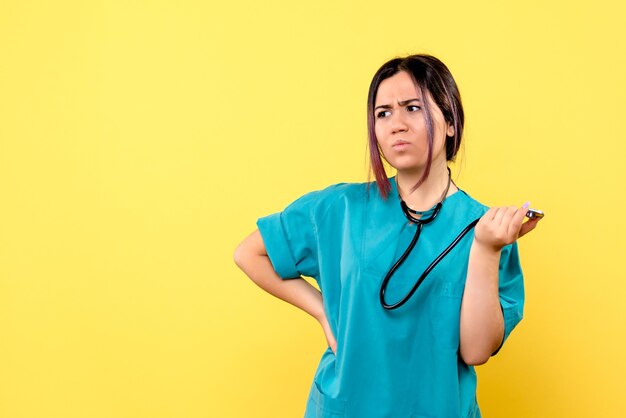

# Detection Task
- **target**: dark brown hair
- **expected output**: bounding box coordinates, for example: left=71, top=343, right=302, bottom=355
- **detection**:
left=367, top=54, right=464, bottom=198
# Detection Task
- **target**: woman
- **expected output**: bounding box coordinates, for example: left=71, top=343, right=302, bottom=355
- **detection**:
left=234, top=54, right=541, bottom=418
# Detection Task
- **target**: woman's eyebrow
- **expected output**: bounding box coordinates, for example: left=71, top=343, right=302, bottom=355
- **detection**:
left=374, top=98, right=422, bottom=111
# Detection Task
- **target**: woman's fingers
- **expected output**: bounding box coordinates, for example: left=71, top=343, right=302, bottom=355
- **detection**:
left=483, top=207, right=497, bottom=222
left=478, top=203, right=542, bottom=249
left=491, top=206, right=517, bottom=242
left=501, top=206, right=519, bottom=233
left=507, top=204, right=529, bottom=239
left=507, top=203, right=543, bottom=240
left=492, top=206, right=506, bottom=227
left=518, top=217, right=540, bottom=238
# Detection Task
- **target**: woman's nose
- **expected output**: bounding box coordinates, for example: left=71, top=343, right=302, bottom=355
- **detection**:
left=391, top=112, right=408, bottom=133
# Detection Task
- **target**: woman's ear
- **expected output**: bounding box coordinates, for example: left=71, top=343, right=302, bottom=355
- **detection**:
left=446, top=124, right=455, bottom=137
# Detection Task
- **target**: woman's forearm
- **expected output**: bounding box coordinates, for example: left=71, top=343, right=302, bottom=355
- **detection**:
left=459, top=239, right=504, bottom=365
left=460, top=204, right=539, bottom=365
left=241, top=254, right=325, bottom=321
left=234, top=230, right=326, bottom=322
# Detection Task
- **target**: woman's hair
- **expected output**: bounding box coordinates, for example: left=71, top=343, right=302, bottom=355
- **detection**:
left=367, top=54, right=465, bottom=198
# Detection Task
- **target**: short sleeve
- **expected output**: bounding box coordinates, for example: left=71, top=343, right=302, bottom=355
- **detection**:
left=256, top=191, right=322, bottom=280
left=492, top=241, right=525, bottom=355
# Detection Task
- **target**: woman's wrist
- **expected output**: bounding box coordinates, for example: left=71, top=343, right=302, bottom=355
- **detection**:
left=313, top=305, right=328, bottom=323
left=471, top=237, right=504, bottom=256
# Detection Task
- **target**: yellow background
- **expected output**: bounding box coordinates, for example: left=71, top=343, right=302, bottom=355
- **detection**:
left=1, top=1, right=625, bottom=417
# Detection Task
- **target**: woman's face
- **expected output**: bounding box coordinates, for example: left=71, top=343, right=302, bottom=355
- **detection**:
left=374, top=71, right=453, bottom=174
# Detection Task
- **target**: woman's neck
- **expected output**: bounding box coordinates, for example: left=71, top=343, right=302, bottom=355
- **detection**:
left=395, top=160, right=457, bottom=211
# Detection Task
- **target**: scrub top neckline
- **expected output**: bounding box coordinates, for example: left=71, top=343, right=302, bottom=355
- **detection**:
left=390, top=176, right=464, bottom=217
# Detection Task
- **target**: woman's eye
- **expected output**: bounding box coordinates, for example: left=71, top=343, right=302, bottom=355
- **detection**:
left=407, top=105, right=421, bottom=112
left=376, top=110, right=390, bottom=118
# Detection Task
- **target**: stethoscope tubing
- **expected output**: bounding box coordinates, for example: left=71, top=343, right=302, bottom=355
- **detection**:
left=379, top=203, right=481, bottom=310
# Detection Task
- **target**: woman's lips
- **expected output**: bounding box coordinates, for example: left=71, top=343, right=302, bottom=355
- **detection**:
left=392, top=140, right=410, bottom=150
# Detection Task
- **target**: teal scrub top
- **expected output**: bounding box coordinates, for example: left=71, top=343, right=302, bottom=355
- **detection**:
left=256, top=178, right=524, bottom=418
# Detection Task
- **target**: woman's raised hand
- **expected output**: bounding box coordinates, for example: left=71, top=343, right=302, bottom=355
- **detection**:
left=474, top=203, right=542, bottom=251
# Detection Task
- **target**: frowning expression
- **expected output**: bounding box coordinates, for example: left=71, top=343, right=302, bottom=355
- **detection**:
left=374, top=71, right=453, bottom=174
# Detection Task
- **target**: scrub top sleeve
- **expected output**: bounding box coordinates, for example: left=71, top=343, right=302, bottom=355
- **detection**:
left=492, top=241, right=525, bottom=356
left=256, top=191, right=321, bottom=280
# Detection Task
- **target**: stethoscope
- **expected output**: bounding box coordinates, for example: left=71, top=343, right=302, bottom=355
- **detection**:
left=379, top=170, right=480, bottom=310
